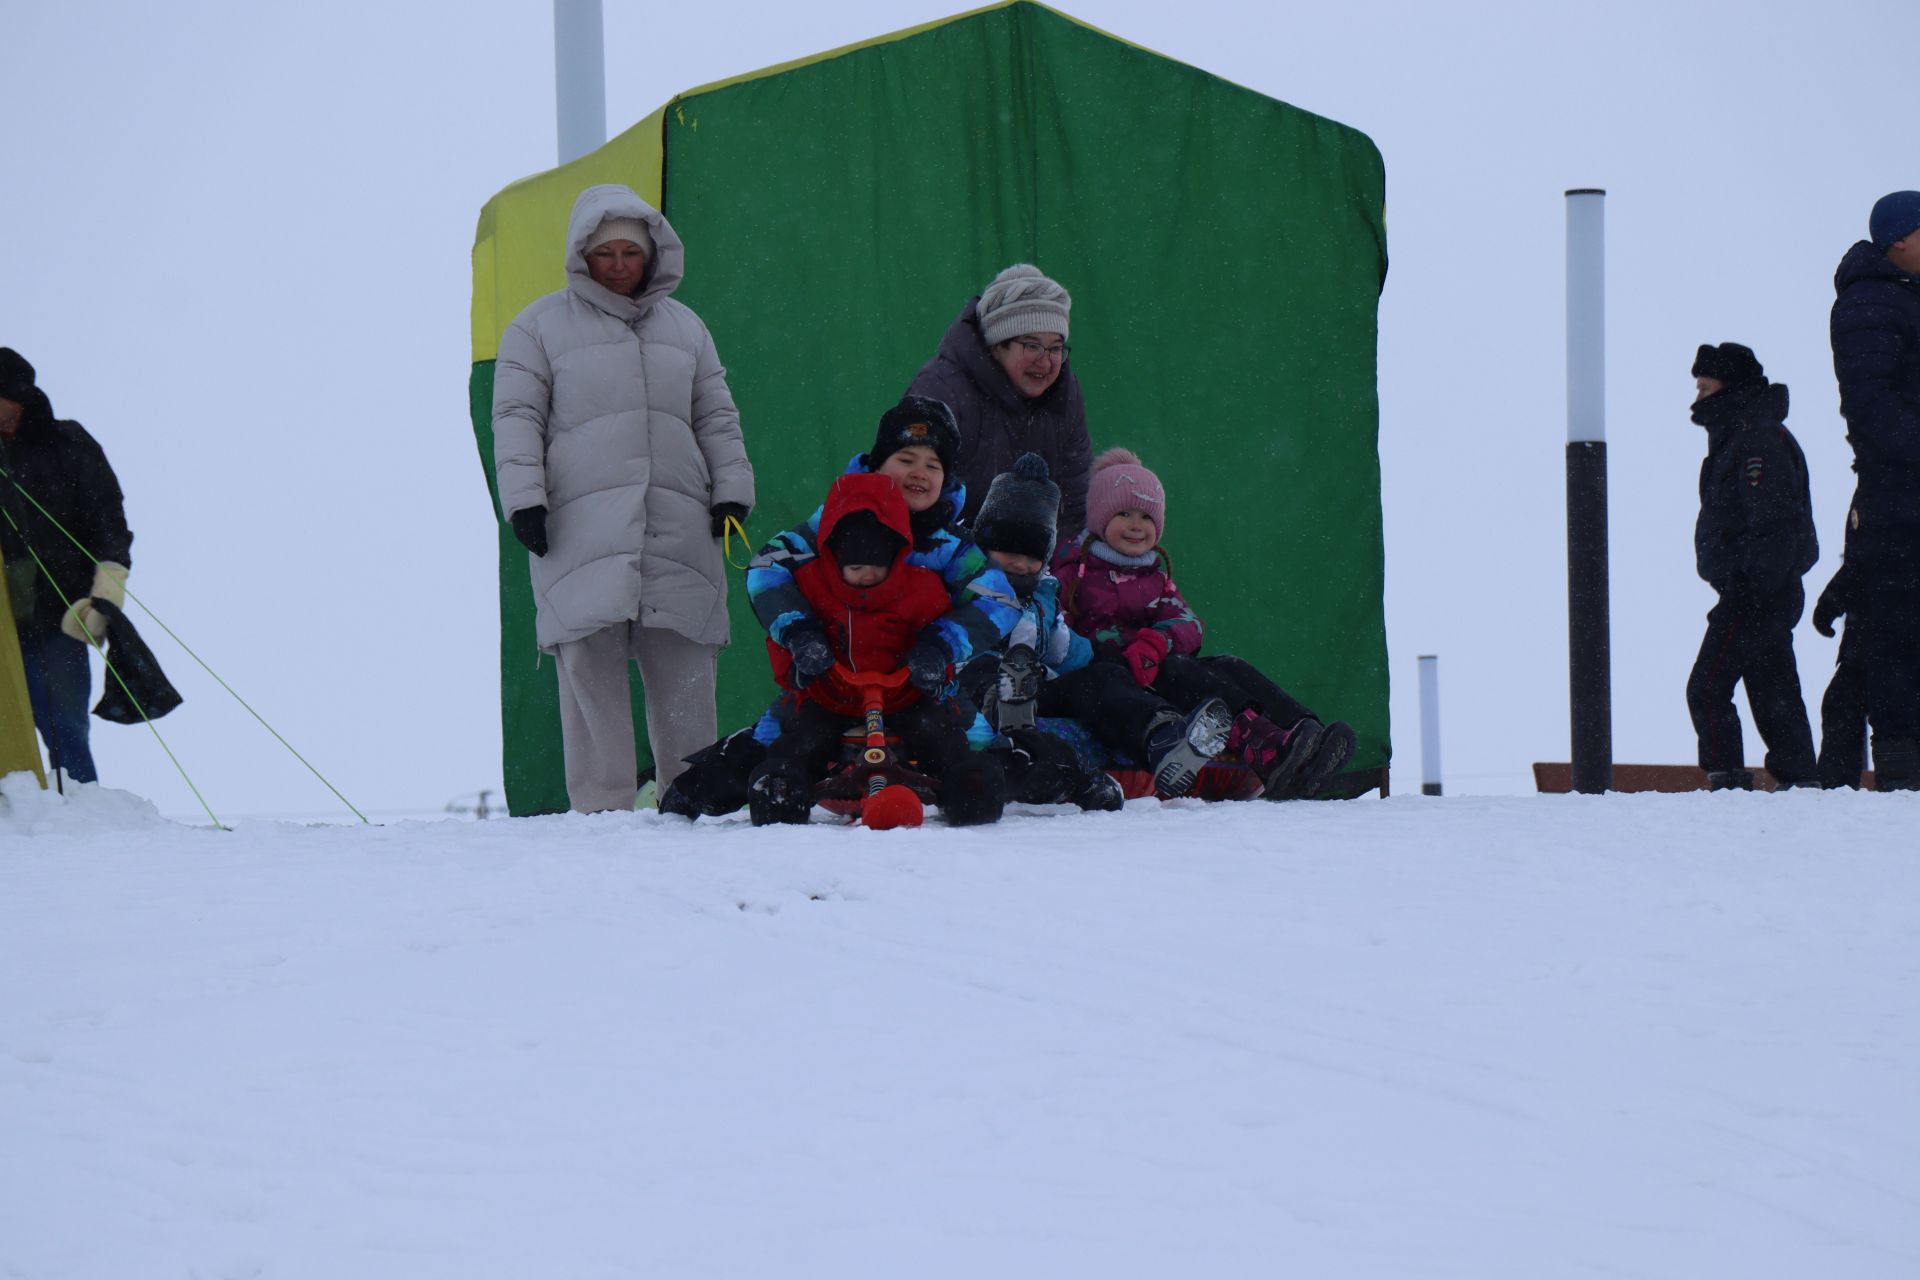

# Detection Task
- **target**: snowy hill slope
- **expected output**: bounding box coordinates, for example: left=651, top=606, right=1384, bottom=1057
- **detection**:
left=3, top=777, right=1917, bottom=1279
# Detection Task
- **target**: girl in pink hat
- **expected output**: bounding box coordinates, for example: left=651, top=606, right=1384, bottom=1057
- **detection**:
left=1054, top=447, right=1357, bottom=800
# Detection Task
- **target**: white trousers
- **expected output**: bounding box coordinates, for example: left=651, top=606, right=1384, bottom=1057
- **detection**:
left=552, top=622, right=718, bottom=814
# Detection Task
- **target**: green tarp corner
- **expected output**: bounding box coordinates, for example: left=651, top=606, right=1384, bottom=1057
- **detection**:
left=473, top=1, right=1388, bottom=814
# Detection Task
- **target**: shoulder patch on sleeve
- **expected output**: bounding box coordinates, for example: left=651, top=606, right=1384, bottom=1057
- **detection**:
left=1744, top=457, right=1765, bottom=486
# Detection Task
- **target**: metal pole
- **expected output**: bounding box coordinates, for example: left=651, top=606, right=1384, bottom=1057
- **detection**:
left=1565, top=189, right=1612, bottom=794
left=554, top=0, right=607, bottom=165
left=1417, top=655, right=1442, bottom=796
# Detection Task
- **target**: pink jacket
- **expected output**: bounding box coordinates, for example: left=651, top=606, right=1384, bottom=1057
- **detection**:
left=1052, top=533, right=1203, bottom=654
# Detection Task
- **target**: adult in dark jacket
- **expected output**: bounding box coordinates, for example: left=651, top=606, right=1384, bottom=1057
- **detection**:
left=0, top=348, right=133, bottom=785
left=1683, top=343, right=1818, bottom=789
left=907, top=264, right=1093, bottom=534
left=1829, top=190, right=1920, bottom=788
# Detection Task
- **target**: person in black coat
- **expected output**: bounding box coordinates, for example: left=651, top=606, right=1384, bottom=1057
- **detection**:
left=1811, top=548, right=1868, bottom=788
left=1683, top=343, right=1819, bottom=789
left=0, top=348, right=134, bottom=784
left=1829, top=190, right=1920, bottom=788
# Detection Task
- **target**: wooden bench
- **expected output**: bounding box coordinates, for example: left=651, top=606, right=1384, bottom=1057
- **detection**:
left=1532, top=763, right=1874, bottom=793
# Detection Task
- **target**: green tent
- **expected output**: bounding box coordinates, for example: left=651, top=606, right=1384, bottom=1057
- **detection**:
left=471, top=0, right=1389, bottom=816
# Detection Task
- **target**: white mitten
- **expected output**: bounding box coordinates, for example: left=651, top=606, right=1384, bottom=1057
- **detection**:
left=59, top=561, right=127, bottom=646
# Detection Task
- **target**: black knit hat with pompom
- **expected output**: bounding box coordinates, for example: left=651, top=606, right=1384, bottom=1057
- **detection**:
left=972, top=452, right=1062, bottom=563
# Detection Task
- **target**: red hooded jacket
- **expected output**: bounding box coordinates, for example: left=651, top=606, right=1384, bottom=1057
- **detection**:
left=767, top=472, right=952, bottom=715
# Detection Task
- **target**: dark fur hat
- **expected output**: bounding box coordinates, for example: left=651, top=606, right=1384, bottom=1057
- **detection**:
left=972, top=452, right=1061, bottom=563
left=0, top=348, right=36, bottom=404
left=1691, top=342, right=1765, bottom=387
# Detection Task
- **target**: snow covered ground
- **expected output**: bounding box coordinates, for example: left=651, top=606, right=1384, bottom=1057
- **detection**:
left=3, top=774, right=1916, bottom=1279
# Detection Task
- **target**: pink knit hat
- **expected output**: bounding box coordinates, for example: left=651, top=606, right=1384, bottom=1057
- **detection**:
left=1085, top=447, right=1166, bottom=539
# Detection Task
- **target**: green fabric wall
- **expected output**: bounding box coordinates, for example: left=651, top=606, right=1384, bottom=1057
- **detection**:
left=664, top=3, right=1390, bottom=784
left=477, top=1, right=1388, bottom=814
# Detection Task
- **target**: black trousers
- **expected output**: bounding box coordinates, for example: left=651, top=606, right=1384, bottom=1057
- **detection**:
left=1685, top=583, right=1816, bottom=781
left=1151, top=653, right=1315, bottom=729
left=1037, top=661, right=1173, bottom=758
left=1817, top=625, right=1868, bottom=787
left=1849, top=539, right=1920, bottom=741
left=757, top=695, right=973, bottom=783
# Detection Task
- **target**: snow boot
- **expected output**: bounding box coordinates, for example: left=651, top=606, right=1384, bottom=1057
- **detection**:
left=747, top=768, right=813, bottom=826
left=990, top=644, right=1041, bottom=732
left=940, top=752, right=1007, bottom=826
left=1071, top=768, right=1126, bottom=812
left=661, top=729, right=765, bottom=818
left=1145, top=697, right=1234, bottom=799
left=1706, top=768, right=1753, bottom=792
left=1291, top=720, right=1357, bottom=799
left=1871, top=736, right=1920, bottom=791
left=1226, top=708, right=1317, bottom=800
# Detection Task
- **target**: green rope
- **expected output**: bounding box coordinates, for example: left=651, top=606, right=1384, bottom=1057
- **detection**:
left=0, top=463, right=369, bottom=824
left=0, top=502, right=223, bottom=827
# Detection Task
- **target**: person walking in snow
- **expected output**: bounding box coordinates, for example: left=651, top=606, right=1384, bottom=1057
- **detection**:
left=0, top=348, right=133, bottom=786
left=907, top=264, right=1093, bottom=533
left=1829, top=191, right=1920, bottom=790
left=1683, top=343, right=1819, bottom=790
left=492, top=184, right=755, bottom=813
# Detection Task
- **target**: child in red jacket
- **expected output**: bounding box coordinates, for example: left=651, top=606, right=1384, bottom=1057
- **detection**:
left=749, top=472, right=1006, bottom=826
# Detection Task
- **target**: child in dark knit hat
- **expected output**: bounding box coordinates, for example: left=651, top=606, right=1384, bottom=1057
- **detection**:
left=962, top=453, right=1237, bottom=804
left=1054, top=447, right=1358, bottom=800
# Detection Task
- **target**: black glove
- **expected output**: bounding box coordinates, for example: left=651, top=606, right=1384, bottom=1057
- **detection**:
left=710, top=501, right=749, bottom=539
left=510, top=506, right=549, bottom=557
left=785, top=623, right=835, bottom=689
left=1092, top=638, right=1128, bottom=667
left=904, top=633, right=952, bottom=696
left=1812, top=564, right=1852, bottom=638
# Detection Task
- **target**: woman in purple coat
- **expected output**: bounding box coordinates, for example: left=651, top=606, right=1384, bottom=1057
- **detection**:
left=907, top=265, right=1092, bottom=533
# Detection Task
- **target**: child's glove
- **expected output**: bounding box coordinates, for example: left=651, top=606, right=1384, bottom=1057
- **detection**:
left=785, top=623, right=835, bottom=689
left=1092, top=639, right=1128, bottom=668
left=1122, top=629, right=1171, bottom=688
left=904, top=633, right=952, bottom=696
left=510, top=506, right=549, bottom=557
left=59, top=561, right=127, bottom=646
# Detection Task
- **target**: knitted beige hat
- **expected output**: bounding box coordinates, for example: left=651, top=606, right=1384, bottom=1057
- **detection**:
left=978, top=263, right=1070, bottom=346
left=584, top=216, right=655, bottom=257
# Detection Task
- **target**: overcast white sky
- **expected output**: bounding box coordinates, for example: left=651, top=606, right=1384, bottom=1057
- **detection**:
left=3, top=0, right=1909, bottom=819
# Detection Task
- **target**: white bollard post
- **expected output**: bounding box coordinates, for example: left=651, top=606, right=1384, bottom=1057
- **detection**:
left=1418, top=655, right=1442, bottom=796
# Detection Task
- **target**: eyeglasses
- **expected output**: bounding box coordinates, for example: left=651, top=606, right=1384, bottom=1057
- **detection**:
left=1009, top=338, right=1069, bottom=361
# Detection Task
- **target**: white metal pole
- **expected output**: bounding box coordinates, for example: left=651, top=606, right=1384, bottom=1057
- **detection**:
left=1418, top=655, right=1442, bottom=796
left=1565, top=191, right=1606, bottom=447
left=554, top=0, right=607, bottom=165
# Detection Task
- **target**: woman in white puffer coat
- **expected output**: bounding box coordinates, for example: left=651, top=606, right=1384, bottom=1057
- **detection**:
left=493, top=184, right=755, bottom=813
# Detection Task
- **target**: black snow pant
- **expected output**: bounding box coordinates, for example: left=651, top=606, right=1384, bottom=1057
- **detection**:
left=1150, top=653, right=1316, bottom=729
left=1816, top=624, right=1869, bottom=788
left=1849, top=538, right=1920, bottom=742
left=754, top=695, right=974, bottom=786
left=1037, top=661, right=1177, bottom=760
left=1685, top=583, right=1817, bottom=782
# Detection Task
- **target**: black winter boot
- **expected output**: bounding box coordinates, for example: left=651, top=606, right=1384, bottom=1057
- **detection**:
left=1070, top=769, right=1126, bottom=812
left=1707, top=769, right=1753, bottom=792
left=1293, top=721, right=1357, bottom=799
left=747, top=768, right=813, bottom=826
left=661, top=730, right=766, bottom=818
left=940, top=752, right=1007, bottom=826
left=1145, top=697, right=1233, bottom=799
left=1871, top=737, right=1920, bottom=791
